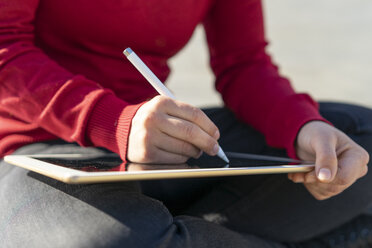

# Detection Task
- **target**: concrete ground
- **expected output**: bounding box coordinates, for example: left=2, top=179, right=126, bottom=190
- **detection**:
left=166, top=0, right=372, bottom=108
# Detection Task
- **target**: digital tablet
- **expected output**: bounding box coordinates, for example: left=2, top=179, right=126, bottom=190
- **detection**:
left=4, top=152, right=314, bottom=184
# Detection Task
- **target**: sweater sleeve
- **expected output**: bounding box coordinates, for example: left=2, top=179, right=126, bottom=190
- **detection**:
left=203, top=0, right=327, bottom=158
left=0, top=0, right=140, bottom=160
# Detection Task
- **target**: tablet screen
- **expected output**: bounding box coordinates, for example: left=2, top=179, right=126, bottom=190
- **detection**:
left=5, top=152, right=314, bottom=183
left=33, top=152, right=308, bottom=173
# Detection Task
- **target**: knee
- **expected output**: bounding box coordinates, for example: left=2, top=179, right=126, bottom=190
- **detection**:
left=1, top=182, right=181, bottom=248
left=319, top=102, right=372, bottom=135
left=77, top=192, right=180, bottom=247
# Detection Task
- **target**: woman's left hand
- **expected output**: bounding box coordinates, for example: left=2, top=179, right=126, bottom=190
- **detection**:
left=289, top=121, right=369, bottom=200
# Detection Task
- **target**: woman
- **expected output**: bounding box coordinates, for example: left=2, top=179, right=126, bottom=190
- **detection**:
left=0, top=0, right=371, bottom=247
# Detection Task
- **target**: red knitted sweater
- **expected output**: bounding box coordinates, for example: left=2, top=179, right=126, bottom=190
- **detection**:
left=0, top=0, right=325, bottom=160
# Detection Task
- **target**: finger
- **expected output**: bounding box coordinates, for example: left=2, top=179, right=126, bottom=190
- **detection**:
left=313, top=140, right=338, bottom=183
left=160, top=98, right=220, bottom=139
left=158, top=115, right=219, bottom=156
left=350, top=147, right=369, bottom=178
left=303, top=170, right=318, bottom=183
left=153, top=131, right=202, bottom=159
left=287, top=173, right=293, bottom=180
left=334, top=149, right=369, bottom=186
left=289, top=172, right=306, bottom=183
left=148, top=148, right=189, bottom=164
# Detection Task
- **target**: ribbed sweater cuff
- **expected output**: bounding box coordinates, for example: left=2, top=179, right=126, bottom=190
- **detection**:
left=86, top=94, right=144, bottom=161
left=265, top=94, right=331, bottom=159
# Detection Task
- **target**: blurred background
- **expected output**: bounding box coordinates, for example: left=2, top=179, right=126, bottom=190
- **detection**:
left=166, top=0, right=372, bottom=108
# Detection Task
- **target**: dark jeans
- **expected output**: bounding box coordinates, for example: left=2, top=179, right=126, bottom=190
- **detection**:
left=1, top=102, right=372, bottom=248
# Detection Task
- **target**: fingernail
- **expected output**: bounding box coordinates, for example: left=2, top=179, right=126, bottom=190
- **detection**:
left=214, top=130, right=220, bottom=139
left=213, top=144, right=219, bottom=155
left=318, top=168, right=332, bottom=181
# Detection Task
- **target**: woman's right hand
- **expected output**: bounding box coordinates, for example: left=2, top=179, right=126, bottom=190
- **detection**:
left=127, top=96, right=221, bottom=164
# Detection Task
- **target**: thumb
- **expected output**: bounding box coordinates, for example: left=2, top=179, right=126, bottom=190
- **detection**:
left=314, top=142, right=338, bottom=183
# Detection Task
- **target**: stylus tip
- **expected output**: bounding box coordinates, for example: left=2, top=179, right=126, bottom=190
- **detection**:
left=217, top=146, right=229, bottom=163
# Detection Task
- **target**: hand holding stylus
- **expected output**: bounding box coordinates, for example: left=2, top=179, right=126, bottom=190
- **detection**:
left=127, top=95, right=222, bottom=163
left=124, top=48, right=229, bottom=164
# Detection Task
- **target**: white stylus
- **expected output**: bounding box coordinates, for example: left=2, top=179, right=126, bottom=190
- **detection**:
left=123, top=47, right=229, bottom=163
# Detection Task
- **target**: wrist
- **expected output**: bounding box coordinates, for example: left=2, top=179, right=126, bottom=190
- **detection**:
left=86, top=94, right=144, bottom=161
